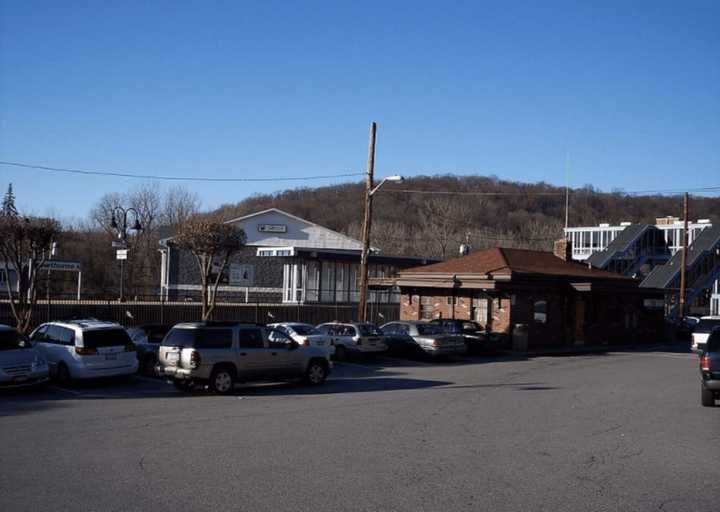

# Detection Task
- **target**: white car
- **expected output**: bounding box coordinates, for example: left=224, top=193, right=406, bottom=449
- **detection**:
left=267, top=323, right=334, bottom=355
left=31, top=320, right=138, bottom=383
left=316, top=322, right=388, bottom=360
left=692, top=317, right=720, bottom=353
left=0, top=324, right=49, bottom=389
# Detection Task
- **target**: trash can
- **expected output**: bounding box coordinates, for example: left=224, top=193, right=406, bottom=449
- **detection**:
left=512, top=323, right=528, bottom=352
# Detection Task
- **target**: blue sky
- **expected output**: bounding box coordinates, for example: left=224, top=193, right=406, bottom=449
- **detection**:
left=1, top=0, right=718, bottom=221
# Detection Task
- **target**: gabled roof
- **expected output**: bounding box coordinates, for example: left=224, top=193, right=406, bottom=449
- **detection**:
left=641, top=224, right=720, bottom=289
left=159, top=208, right=364, bottom=251
left=401, top=247, right=632, bottom=281
left=587, top=224, right=655, bottom=269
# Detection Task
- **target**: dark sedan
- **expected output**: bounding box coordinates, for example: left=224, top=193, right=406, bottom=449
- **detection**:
left=429, top=319, right=503, bottom=353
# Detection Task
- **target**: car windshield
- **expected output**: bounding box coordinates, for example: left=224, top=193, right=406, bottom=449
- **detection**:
left=82, top=329, right=132, bottom=348
left=416, top=324, right=444, bottom=335
left=0, top=329, right=28, bottom=350
left=290, top=325, right=320, bottom=336
left=357, top=324, right=382, bottom=336
left=694, top=319, right=720, bottom=334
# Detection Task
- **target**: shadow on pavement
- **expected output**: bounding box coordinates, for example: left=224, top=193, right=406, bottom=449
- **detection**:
left=228, top=376, right=454, bottom=396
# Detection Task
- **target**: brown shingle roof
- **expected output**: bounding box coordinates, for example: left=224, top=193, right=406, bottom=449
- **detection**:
left=401, top=248, right=632, bottom=281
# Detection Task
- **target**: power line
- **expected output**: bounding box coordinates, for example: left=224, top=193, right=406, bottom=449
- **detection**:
left=2, top=159, right=719, bottom=195
left=389, top=189, right=566, bottom=196
left=388, top=185, right=720, bottom=197
left=0, top=160, right=364, bottom=182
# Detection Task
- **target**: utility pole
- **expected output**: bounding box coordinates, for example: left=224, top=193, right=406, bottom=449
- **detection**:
left=678, top=192, right=689, bottom=319
left=357, top=122, right=377, bottom=322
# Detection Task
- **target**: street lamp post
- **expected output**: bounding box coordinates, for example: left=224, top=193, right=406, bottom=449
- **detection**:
left=356, top=124, right=404, bottom=321
left=110, top=207, right=143, bottom=302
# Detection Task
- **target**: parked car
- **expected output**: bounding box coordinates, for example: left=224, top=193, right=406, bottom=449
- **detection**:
left=691, top=316, right=720, bottom=353
left=126, top=324, right=173, bottom=374
left=156, top=321, right=331, bottom=393
left=267, top=322, right=334, bottom=355
left=429, top=319, right=501, bottom=353
left=316, top=322, right=388, bottom=360
left=0, top=324, right=49, bottom=389
left=699, top=327, right=720, bottom=407
left=380, top=321, right=467, bottom=357
left=30, top=320, right=138, bottom=383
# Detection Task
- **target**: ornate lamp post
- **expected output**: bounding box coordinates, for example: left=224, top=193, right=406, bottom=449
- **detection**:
left=110, top=207, right=143, bottom=302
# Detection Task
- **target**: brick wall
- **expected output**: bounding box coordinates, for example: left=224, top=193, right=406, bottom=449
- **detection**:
left=399, top=289, right=511, bottom=334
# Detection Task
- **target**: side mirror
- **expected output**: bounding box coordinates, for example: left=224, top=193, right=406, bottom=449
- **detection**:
left=288, top=340, right=300, bottom=350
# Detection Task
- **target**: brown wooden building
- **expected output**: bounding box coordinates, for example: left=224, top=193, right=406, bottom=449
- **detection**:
left=389, top=243, right=665, bottom=350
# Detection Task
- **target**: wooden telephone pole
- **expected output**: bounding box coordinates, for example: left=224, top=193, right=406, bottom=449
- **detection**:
left=357, top=122, right=377, bottom=322
left=678, top=192, right=689, bottom=319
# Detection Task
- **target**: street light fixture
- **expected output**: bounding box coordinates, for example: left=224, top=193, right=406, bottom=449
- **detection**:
left=109, top=206, right=143, bottom=301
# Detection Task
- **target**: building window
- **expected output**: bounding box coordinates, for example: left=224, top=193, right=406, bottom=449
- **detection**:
left=472, top=297, right=489, bottom=326
left=321, top=262, right=335, bottom=303
left=533, top=300, right=547, bottom=324
left=306, top=262, right=319, bottom=302
left=446, top=296, right=457, bottom=305
left=420, top=296, right=434, bottom=320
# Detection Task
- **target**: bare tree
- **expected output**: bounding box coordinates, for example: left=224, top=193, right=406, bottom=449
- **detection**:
left=0, top=215, right=61, bottom=333
left=172, top=215, right=246, bottom=320
left=161, top=186, right=200, bottom=228
left=89, top=185, right=163, bottom=297
left=420, top=198, right=469, bottom=259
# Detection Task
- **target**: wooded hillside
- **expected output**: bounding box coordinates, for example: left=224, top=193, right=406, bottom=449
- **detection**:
left=213, top=174, right=720, bottom=259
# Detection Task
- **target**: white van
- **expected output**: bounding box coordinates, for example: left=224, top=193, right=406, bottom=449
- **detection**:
left=31, top=320, right=138, bottom=383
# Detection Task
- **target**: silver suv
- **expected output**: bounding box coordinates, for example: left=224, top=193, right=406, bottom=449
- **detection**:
left=157, top=322, right=332, bottom=393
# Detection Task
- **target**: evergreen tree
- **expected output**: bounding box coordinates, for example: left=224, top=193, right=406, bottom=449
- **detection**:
left=1, top=184, right=17, bottom=217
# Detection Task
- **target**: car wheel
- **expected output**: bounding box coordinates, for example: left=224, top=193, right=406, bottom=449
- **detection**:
left=334, top=345, right=347, bottom=362
left=701, top=385, right=716, bottom=407
left=305, top=361, right=328, bottom=385
left=210, top=367, right=235, bottom=394
left=56, top=363, right=71, bottom=385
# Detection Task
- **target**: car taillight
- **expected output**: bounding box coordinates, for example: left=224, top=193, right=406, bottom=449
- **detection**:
left=125, top=343, right=136, bottom=352
left=432, top=340, right=440, bottom=347
left=355, top=337, right=362, bottom=346
left=303, top=339, right=310, bottom=346
left=190, top=350, right=201, bottom=369
left=75, top=346, right=97, bottom=355
left=701, top=355, right=711, bottom=371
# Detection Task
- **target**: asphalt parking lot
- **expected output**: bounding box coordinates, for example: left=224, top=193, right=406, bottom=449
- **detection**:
left=1, top=348, right=719, bottom=512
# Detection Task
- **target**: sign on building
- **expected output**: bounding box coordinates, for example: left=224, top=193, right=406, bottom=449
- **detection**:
left=229, top=264, right=254, bottom=286
left=258, top=224, right=287, bottom=233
